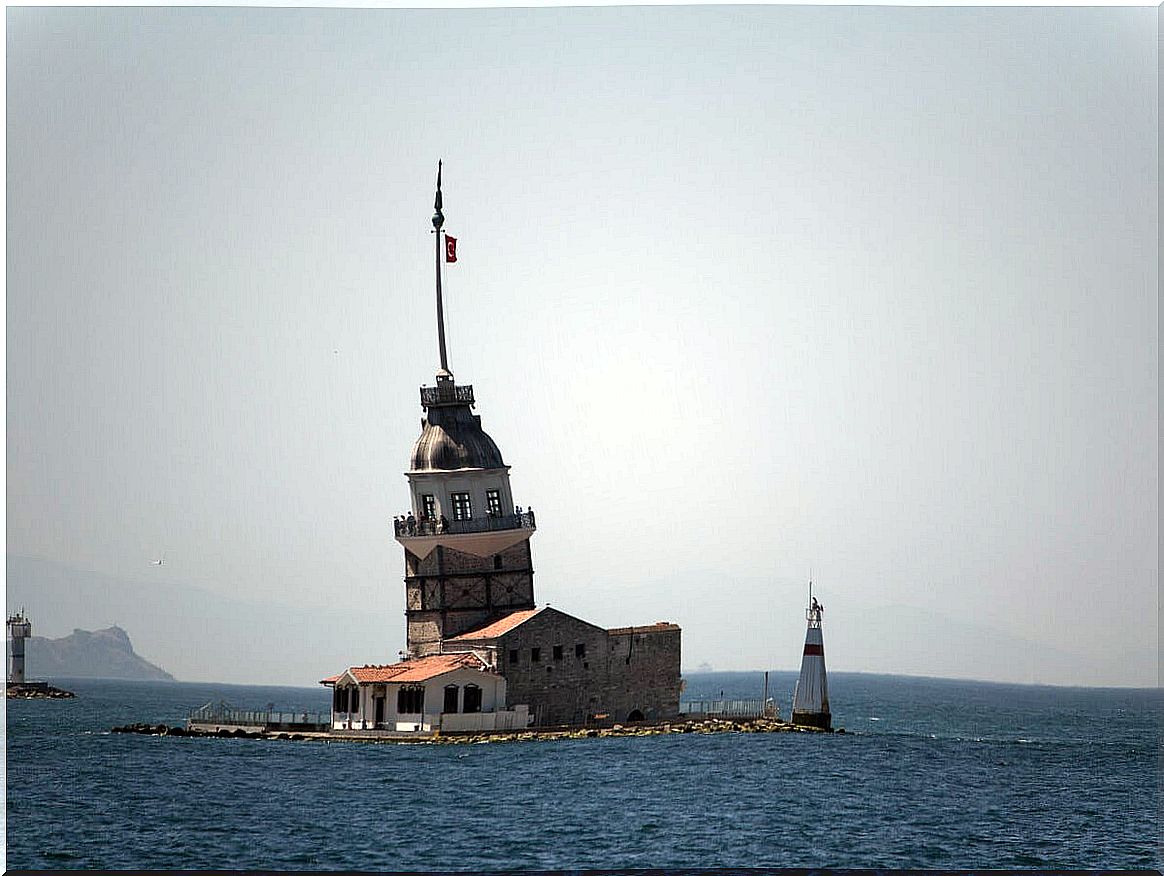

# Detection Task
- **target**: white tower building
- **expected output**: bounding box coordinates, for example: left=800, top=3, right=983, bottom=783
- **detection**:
left=8, top=610, right=32, bottom=684
left=791, top=585, right=831, bottom=730
left=394, top=164, right=537, bottom=656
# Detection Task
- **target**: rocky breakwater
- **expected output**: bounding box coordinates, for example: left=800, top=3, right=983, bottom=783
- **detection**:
left=113, top=716, right=843, bottom=744
left=443, top=716, right=844, bottom=745
left=7, top=681, right=75, bottom=699
left=112, top=723, right=308, bottom=741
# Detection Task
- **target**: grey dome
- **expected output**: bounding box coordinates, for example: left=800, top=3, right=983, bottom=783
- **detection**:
left=409, top=403, right=505, bottom=471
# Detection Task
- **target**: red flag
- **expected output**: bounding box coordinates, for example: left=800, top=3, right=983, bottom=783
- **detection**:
left=445, top=235, right=457, bottom=263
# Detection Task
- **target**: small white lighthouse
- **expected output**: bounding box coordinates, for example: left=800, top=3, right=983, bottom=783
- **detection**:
left=791, top=583, right=831, bottom=730
left=8, top=610, right=33, bottom=684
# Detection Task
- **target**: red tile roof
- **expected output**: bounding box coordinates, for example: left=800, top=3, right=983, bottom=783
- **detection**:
left=607, top=622, right=681, bottom=636
left=446, top=608, right=544, bottom=641
left=320, top=652, right=490, bottom=686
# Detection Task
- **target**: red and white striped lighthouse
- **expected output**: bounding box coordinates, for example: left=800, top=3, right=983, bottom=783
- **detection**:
left=791, top=582, right=831, bottom=730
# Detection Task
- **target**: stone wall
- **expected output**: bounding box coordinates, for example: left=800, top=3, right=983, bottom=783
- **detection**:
left=495, top=609, right=612, bottom=726
left=489, top=609, right=682, bottom=726
left=604, top=627, right=682, bottom=722
left=403, top=541, right=535, bottom=656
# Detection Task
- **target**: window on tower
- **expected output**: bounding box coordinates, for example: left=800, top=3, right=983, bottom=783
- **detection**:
left=422, top=494, right=436, bottom=519
left=451, top=492, right=473, bottom=521
left=486, top=489, right=501, bottom=516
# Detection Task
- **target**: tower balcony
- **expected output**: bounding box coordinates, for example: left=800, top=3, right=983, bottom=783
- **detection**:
left=393, top=511, right=536, bottom=560
left=420, top=383, right=475, bottom=408
left=394, top=510, right=535, bottom=538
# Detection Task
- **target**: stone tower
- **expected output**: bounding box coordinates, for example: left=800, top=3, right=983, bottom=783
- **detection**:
left=394, top=164, right=537, bottom=657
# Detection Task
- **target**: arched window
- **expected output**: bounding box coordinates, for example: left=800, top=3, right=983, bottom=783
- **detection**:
left=443, top=684, right=459, bottom=714
left=463, top=684, right=482, bottom=714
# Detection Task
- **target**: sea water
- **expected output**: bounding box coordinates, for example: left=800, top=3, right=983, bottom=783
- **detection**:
left=5, top=672, right=1160, bottom=870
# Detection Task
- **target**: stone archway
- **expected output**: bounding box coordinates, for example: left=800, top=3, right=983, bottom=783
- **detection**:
left=626, top=709, right=645, bottom=723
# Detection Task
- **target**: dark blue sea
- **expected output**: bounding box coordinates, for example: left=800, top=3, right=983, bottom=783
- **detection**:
left=5, top=672, right=1160, bottom=870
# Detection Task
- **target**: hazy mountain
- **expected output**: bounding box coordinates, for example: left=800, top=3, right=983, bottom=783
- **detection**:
left=25, top=626, right=173, bottom=681
left=6, top=554, right=393, bottom=686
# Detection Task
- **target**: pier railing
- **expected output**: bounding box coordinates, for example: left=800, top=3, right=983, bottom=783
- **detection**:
left=187, top=701, right=329, bottom=729
left=680, top=698, right=773, bottom=719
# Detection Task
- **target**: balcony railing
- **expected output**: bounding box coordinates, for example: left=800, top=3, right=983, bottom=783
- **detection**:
left=394, top=510, right=535, bottom=538
left=419, top=384, right=475, bottom=408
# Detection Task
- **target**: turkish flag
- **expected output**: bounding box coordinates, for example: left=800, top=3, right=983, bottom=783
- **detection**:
left=445, top=235, right=457, bottom=263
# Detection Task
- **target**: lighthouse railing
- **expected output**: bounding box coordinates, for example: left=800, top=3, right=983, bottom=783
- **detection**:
left=419, top=384, right=475, bottom=408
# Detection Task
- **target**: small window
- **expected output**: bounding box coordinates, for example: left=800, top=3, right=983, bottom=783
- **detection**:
left=493, top=555, right=503, bottom=570
left=575, top=643, right=586, bottom=658
left=451, top=492, right=473, bottom=521
left=349, top=687, right=359, bottom=713
left=486, top=489, right=502, bottom=516
left=443, top=685, right=459, bottom=714
left=531, top=647, right=541, bottom=662
left=463, top=684, right=482, bottom=714
left=508, top=649, right=519, bottom=664
left=422, top=494, right=436, bottom=519
left=553, top=645, right=563, bottom=661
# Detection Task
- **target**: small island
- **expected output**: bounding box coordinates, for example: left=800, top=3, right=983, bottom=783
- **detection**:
left=7, top=612, right=172, bottom=698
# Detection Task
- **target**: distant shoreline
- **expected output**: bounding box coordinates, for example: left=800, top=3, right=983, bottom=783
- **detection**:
left=30, top=669, right=1155, bottom=693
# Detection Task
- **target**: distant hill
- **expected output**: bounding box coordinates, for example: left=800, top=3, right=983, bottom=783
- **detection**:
left=25, top=625, right=174, bottom=681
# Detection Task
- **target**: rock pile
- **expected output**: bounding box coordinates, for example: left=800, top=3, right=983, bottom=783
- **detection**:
left=111, top=716, right=842, bottom=744
left=7, top=682, right=75, bottom=699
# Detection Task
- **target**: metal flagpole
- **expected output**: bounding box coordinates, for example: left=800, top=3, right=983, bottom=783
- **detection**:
left=432, top=160, right=449, bottom=375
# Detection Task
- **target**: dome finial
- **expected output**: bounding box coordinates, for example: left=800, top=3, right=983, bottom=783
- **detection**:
left=432, top=160, right=444, bottom=231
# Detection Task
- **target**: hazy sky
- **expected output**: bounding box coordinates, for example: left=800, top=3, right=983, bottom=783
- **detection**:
left=6, top=5, right=1158, bottom=687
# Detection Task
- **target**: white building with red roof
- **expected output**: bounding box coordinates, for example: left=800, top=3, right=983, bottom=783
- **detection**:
left=321, top=652, right=529, bottom=733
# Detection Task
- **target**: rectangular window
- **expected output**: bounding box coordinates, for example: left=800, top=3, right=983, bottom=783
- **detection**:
left=508, top=649, right=519, bottom=664
left=486, top=489, right=502, bottom=516
left=348, top=687, right=359, bottom=713
left=422, top=494, right=436, bottom=519
left=397, top=686, right=424, bottom=714
left=443, top=685, right=459, bottom=714
left=531, top=647, right=541, bottom=662
left=575, top=643, right=586, bottom=658
left=463, top=684, right=482, bottom=714
left=451, top=492, right=473, bottom=521
left=553, top=645, right=563, bottom=661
